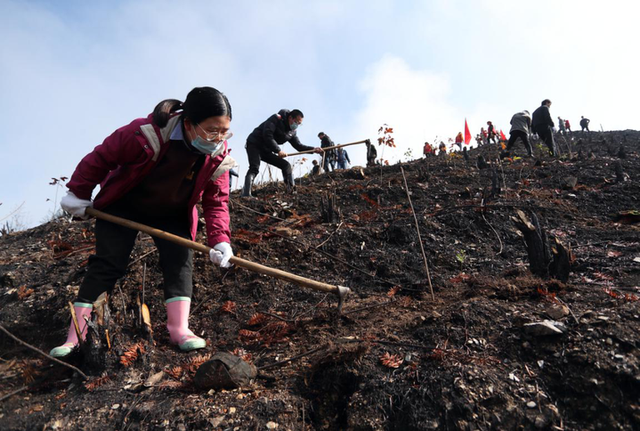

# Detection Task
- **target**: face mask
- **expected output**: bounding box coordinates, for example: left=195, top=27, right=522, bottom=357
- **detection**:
left=290, top=121, right=299, bottom=131
left=190, top=126, right=224, bottom=155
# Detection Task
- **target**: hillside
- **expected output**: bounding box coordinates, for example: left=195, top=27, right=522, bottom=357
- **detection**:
left=1, top=130, right=639, bottom=430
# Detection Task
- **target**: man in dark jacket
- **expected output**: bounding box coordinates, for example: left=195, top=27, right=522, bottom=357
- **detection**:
left=242, top=109, right=322, bottom=196
left=580, top=116, right=590, bottom=132
left=503, top=110, right=533, bottom=158
left=532, top=99, right=557, bottom=156
left=318, top=132, right=337, bottom=172
left=365, top=140, right=377, bottom=166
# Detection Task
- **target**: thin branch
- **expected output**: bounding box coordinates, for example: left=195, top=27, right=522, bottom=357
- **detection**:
left=257, top=345, right=327, bottom=371
left=0, top=324, right=89, bottom=380
left=400, top=166, right=435, bottom=300
left=0, top=202, right=26, bottom=223
left=480, top=200, right=504, bottom=255
left=230, top=199, right=287, bottom=222
left=315, top=221, right=343, bottom=249
left=127, top=249, right=155, bottom=268
left=0, top=385, right=28, bottom=402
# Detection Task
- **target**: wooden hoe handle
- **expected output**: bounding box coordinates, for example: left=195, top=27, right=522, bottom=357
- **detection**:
left=85, top=208, right=351, bottom=304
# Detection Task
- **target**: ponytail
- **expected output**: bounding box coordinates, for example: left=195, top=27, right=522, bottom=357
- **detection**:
left=152, top=99, right=183, bottom=127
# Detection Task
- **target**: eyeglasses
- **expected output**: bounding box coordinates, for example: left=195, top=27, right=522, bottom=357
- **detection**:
left=197, top=123, right=233, bottom=142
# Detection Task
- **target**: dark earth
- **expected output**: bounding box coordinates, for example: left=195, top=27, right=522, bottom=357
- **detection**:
left=1, top=130, right=639, bottom=430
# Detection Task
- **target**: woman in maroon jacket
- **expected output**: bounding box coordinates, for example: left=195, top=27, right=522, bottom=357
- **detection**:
left=50, top=87, right=235, bottom=357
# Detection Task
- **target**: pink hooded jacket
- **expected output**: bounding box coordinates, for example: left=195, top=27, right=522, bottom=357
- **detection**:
left=67, top=114, right=235, bottom=246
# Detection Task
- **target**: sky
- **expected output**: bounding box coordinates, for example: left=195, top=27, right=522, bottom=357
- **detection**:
left=1, top=0, right=639, bottom=228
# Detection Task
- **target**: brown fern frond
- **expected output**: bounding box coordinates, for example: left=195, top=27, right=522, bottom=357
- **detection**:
left=84, top=375, right=112, bottom=391
left=165, top=366, right=183, bottom=380
left=220, top=301, right=237, bottom=314
left=247, top=313, right=269, bottom=326
left=119, top=343, right=146, bottom=367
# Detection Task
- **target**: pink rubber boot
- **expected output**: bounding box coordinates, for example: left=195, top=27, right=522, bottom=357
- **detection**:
left=166, top=297, right=206, bottom=351
left=49, top=302, right=93, bottom=358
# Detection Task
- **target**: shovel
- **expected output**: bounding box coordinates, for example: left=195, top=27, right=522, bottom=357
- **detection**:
left=85, top=208, right=351, bottom=311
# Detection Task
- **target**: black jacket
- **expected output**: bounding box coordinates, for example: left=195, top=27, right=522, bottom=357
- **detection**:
left=247, top=109, right=314, bottom=153
left=320, top=134, right=336, bottom=159
left=532, top=105, right=554, bottom=131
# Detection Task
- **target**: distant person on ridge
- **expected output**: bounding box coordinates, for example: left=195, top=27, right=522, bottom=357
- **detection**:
left=366, top=140, right=377, bottom=166
left=310, top=159, right=321, bottom=176
left=336, top=147, right=351, bottom=169
left=438, top=141, right=447, bottom=155
left=580, top=116, right=591, bottom=132
left=558, top=117, right=566, bottom=134
left=532, top=99, right=557, bottom=156
left=318, top=132, right=337, bottom=173
left=502, top=110, right=533, bottom=158
left=455, top=132, right=464, bottom=149
left=423, top=141, right=433, bottom=157
left=242, top=109, right=322, bottom=197
left=564, top=119, right=571, bottom=134
left=51, top=87, right=236, bottom=357
left=486, top=121, right=497, bottom=144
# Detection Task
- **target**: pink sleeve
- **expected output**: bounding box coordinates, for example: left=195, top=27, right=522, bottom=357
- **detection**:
left=201, top=171, right=231, bottom=246
left=67, top=126, right=144, bottom=200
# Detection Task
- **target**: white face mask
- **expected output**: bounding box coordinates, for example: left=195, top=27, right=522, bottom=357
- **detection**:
left=191, top=135, right=223, bottom=154
left=190, top=124, right=224, bottom=155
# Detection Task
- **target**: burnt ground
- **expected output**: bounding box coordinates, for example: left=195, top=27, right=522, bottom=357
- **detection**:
left=1, top=130, right=639, bottom=430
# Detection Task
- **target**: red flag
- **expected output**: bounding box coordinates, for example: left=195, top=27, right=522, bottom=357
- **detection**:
left=464, top=119, right=471, bottom=145
left=499, top=130, right=507, bottom=141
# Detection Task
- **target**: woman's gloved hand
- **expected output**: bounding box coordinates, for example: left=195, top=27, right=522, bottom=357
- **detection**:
left=209, top=242, right=233, bottom=268
left=60, top=191, right=93, bottom=219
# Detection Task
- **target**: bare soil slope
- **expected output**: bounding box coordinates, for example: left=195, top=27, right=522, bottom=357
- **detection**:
left=1, top=130, right=639, bottom=430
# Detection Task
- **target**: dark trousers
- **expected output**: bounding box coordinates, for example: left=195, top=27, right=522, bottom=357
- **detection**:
left=246, top=143, right=293, bottom=185
left=506, top=130, right=532, bottom=155
left=323, top=156, right=334, bottom=172
left=78, top=203, right=193, bottom=303
left=535, top=126, right=557, bottom=156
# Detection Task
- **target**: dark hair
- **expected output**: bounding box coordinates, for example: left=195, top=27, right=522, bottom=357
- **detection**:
left=152, top=87, right=232, bottom=127
left=318, top=132, right=325, bottom=137
left=290, top=109, right=304, bottom=119
left=541, top=99, right=551, bottom=106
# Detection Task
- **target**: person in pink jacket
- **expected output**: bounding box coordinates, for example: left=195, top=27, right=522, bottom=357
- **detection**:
left=50, top=87, right=236, bottom=357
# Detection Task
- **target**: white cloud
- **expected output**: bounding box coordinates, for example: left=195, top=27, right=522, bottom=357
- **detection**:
left=351, top=55, right=461, bottom=162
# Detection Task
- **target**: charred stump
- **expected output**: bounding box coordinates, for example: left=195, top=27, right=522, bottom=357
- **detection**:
left=320, top=193, right=341, bottom=224
left=512, top=210, right=572, bottom=282
left=81, top=294, right=121, bottom=374
left=491, top=169, right=501, bottom=198
left=614, top=161, right=627, bottom=183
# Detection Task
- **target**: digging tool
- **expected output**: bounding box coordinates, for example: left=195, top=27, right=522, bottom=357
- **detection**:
left=285, top=139, right=370, bottom=157
left=85, top=208, right=351, bottom=311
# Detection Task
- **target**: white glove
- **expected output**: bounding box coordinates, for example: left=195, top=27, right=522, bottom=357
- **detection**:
left=209, top=242, right=233, bottom=268
left=60, top=191, right=93, bottom=219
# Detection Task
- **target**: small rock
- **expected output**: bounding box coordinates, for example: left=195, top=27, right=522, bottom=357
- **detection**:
left=560, top=176, right=578, bottom=190
left=229, top=407, right=236, bottom=414
left=527, top=401, right=537, bottom=408
left=545, top=304, right=570, bottom=320
left=209, top=417, right=224, bottom=428
left=524, top=320, right=564, bottom=336
left=266, top=421, right=279, bottom=429
left=111, top=404, right=120, bottom=410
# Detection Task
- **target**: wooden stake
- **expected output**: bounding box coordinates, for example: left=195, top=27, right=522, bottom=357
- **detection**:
left=400, top=166, right=435, bottom=300
left=69, top=301, right=83, bottom=346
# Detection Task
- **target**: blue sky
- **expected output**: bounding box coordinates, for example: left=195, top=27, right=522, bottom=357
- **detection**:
left=1, top=0, right=638, bottom=228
